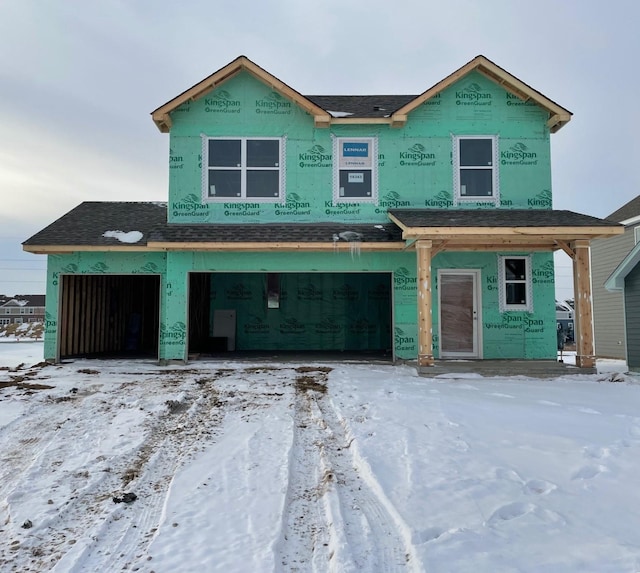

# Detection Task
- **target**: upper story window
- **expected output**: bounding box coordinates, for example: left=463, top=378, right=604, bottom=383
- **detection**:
left=333, top=136, right=378, bottom=204
left=453, top=135, right=499, bottom=205
left=499, top=255, right=532, bottom=312
left=202, top=137, right=286, bottom=203
left=634, top=225, right=640, bottom=244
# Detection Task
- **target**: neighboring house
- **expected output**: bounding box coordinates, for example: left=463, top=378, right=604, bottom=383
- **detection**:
left=23, top=55, right=622, bottom=367
left=591, top=195, right=640, bottom=366
left=0, top=295, right=46, bottom=325
left=591, top=196, right=640, bottom=359
left=556, top=300, right=574, bottom=344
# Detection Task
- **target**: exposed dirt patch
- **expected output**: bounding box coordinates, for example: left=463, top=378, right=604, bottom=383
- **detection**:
left=295, top=376, right=327, bottom=394
left=0, top=380, right=55, bottom=390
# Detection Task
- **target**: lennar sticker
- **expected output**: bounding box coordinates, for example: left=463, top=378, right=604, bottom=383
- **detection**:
left=348, top=173, right=364, bottom=183
left=343, top=142, right=369, bottom=157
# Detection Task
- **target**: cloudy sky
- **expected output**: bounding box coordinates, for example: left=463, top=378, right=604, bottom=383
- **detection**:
left=1, top=0, right=638, bottom=299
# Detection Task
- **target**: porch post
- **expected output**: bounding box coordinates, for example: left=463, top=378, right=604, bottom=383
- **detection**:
left=572, top=240, right=595, bottom=368
left=416, top=240, right=434, bottom=366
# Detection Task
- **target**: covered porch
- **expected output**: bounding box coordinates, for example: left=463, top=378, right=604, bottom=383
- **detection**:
left=388, top=209, right=624, bottom=369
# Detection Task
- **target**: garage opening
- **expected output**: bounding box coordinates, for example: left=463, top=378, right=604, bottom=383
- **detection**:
left=59, top=275, right=160, bottom=360
left=188, top=272, right=392, bottom=359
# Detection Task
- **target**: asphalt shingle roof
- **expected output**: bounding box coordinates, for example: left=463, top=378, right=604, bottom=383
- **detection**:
left=23, top=202, right=403, bottom=246
left=305, top=95, right=416, bottom=118
left=23, top=202, right=167, bottom=247
left=388, top=209, right=620, bottom=228
left=605, top=195, right=640, bottom=223
left=23, top=203, right=620, bottom=249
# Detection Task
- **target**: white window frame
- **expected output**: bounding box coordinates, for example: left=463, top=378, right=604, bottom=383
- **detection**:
left=498, top=255, right=532, bottom=312
left=14, top=317, right=23, bottom=324
left=452, top=135, right=499, bottom=206
left=202, top=136, right=286, bottom=203
left=332, top=136, right=378, bottom=204
left=634, top=225, right=640, bottom=244
left=0, top=318, right=9, bottom=325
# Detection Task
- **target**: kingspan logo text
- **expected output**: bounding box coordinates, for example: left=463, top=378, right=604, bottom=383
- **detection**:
left=399, top=151, right=436, bottom=161
left=204, top=98, right=240, bottom=108
left=281, top=199, right=311, bottom=210
left=527, top=197, right=552, bottom=207
left=224, top=203, right=261, bottom=210
left=256, top=99, right=291, bottom=110
left=455, top=91, right=491, bottom=101
left=379, top=192, right=410, bottom=208
left=172, top=201, right=207, bottom=212
left=501, top=143, right=537, bottom=165
left=425, top=192, right=454, bottom=208
left=299, top=151, right=332, bottom=162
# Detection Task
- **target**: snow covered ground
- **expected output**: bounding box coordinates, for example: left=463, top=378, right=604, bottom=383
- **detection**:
left=1, top=341, right=639, bottom=572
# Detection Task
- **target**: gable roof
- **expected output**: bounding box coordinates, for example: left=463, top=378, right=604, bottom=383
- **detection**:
left=151, top=55, right=572, bottom=132
left=605, top=195, right=640, bottom=224
left=151, top=56, right=331, bottom=132
left=1, top=295, right=45, bottom=308
left=605, top=240, right=640, bottom=291
left=390, top=55, right=572, bottom=132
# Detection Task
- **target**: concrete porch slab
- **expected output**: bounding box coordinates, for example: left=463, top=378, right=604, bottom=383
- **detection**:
left=418, top=359, right=594, bottom=379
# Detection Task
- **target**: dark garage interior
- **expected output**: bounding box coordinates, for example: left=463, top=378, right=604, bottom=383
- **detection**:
left=59, top=274, right=160, bottom=360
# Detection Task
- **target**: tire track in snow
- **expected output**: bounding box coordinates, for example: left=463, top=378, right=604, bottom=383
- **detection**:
left=276, top=368, right=420, bottom=573
left=46, top=376, right=229, bottom=573
left=275, top=373, right=332, bottom=572
left=0, top=369, right=231, bottom=572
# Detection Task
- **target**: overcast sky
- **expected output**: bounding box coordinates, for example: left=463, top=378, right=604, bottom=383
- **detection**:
left=1, top=0, right=638, bottom=299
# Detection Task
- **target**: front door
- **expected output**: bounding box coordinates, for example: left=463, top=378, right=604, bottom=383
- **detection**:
left=438, top=270, right=481, bottom=358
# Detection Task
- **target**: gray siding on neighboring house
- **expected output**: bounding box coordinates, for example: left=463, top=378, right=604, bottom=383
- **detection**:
left=591, top=228, right=635, bottom=358
left=624, top=263, right=640, bottom=370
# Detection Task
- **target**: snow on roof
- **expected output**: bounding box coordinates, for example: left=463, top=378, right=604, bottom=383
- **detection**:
left=102, top=230, right=144, bottom=244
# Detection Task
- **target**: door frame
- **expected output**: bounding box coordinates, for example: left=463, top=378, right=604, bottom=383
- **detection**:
left=437, top=269, right=482, bottom=359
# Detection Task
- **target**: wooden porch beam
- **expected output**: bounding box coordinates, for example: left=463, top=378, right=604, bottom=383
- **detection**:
left=416, top=240, right=434, bottom=367
left=572, top=240, right=595, bottom=368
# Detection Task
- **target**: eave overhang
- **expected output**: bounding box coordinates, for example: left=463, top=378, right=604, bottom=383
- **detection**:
left=23, top=242, right=407, bottom=255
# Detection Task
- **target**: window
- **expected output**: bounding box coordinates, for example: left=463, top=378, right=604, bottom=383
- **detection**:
left=333, top=136, right=378, bottom=203
left=0, top=318, right=9, bottom=325
left=634, top=225, right=640, bottom=244
left=203, top=137, right=285, bottom=202
left=453, top=135, right=499, bottom=204
left=499, top=255, right=532, bottom=312
left=20, top=307, right=26, bottom=314
left=14, top=317, right=22, bottom=324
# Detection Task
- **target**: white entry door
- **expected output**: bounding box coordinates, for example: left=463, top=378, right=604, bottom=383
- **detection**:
left=438, top=270, right=481, bottom=358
